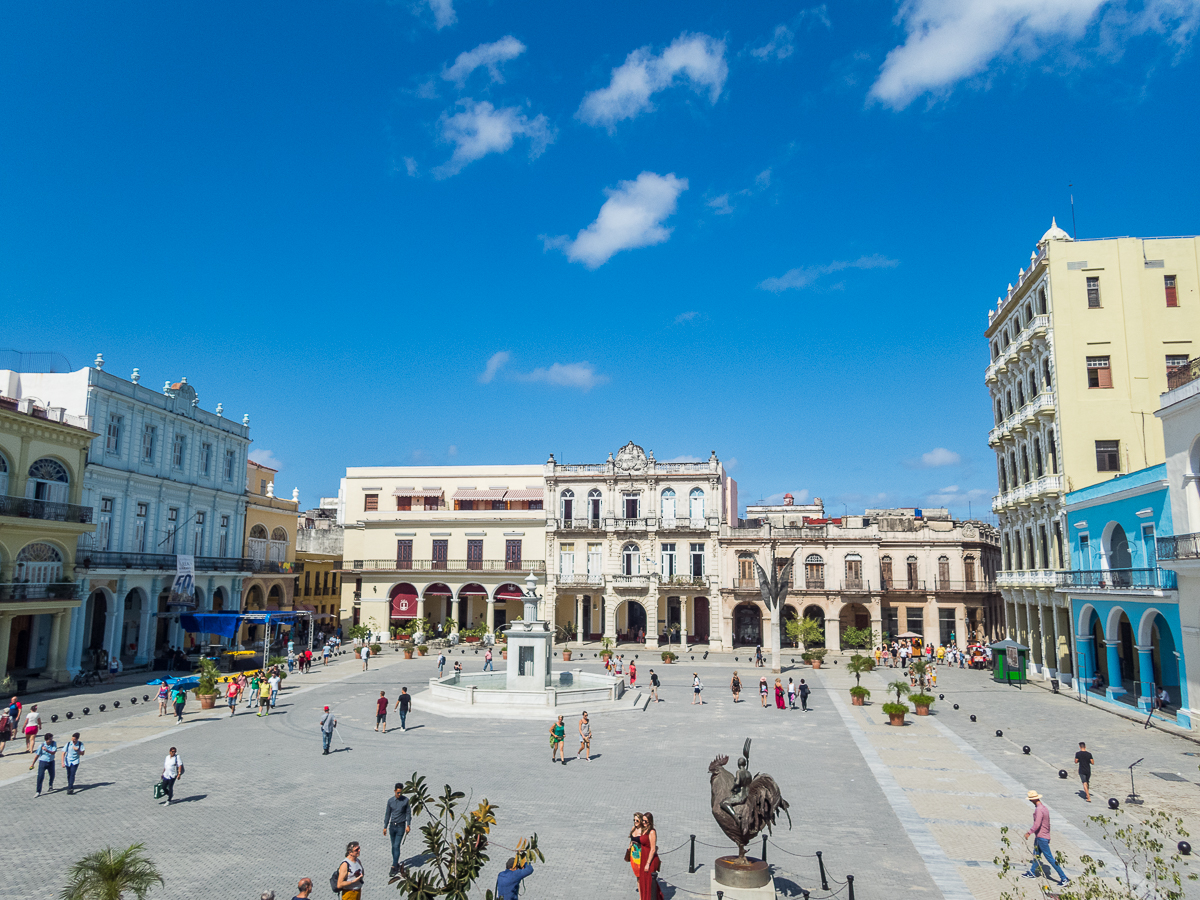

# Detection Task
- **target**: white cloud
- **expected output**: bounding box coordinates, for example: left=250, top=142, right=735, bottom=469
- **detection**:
left=577, top=32, right=727, bottom=129
left=448, top=445, right=458, bottom=456
left=870, top=0, right=1200, bottom=109
left=759, top=254, right=899, bottom=292
left=664, top=454, right=702, bottom=463
left=726, top=457, right=739, bottom=469
left=546, top=171, right=688, bottom=269
left=443, top=36, right=526, bottom=86
left=433, top=100, right=554, bottom=179
left=674, top=310, right=699, bottom=324
left=707, top=194, right=733, bottom=215
left=402, top=156, right=418, bottom=177
left=921, top=447, right=962, bottom=467
left=478, top=350, right=511, bottom=384
left=752, top=24, right=796, bottom=60
left=758, top=489, right=812, bottom=505
left=426, top=0, right=456, bottom=30
left=755, top=168, right=772, bottom=188
left=923, top=485, right=991, bottom=508
left=249, top=448, right=282, bottom=470
left=515, top=362, right=609, bottom=391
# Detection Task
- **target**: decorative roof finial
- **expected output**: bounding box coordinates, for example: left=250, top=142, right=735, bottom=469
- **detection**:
left=292, top=487, right=299, bottom=503
left=131, top=368, right=140, bottom=384
left=216, top=403, right=223, bottom=417
left=93, top=353, right=104, bottom=370
left=163, top=380, right=171, bottom=394
left=242, top=414, right=250, bottom=426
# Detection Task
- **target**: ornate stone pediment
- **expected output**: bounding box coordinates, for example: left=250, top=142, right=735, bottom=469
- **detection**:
left=614, top=441, right=647, bottom=473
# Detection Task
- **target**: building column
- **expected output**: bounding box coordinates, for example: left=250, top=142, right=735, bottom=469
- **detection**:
left=135, top=594, right=154, bottom=665
left=1105, top=640, right=1125, bottom=698
left=1035, top=603, right=1048, bottom=675
left=681, top=596, right=689, bottom=647
left=101, top=592, right=118, bottom=666
left=486, top=598, right=496, bottom=635
left=575, top=595, right=583, bottom=643
left=1136, top=645, right=1155, bottom=708
left=603, top=596, right=617, bottom=640
left=47, top=611, right=68, bottom=682
left=924, top=593, right=938, bottom=645
left=825, top=615, right=841, bottom=654
left=954, top=604, right=967, bottom=649
left=1074, top=635, right=1095, bottom=695
left=1049, top=604, right=1063, bottom=678
left=415, top=597, right=425, bottom=622
left=0, top=612, right=13, bottom=680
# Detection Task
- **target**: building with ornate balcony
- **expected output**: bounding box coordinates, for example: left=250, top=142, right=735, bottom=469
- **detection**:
left=0, top=358, right=253, bottom=673
left=240, top=460, right=300, bottom=642
left=544, top=442, right=732, bottom=647
left=0, top=395, right=97, bottom=682
left=719, top=499, right=1001, bottom=654
left=984, top=221, right=1200, bottom=682
left=337, top=465, right=547, bottom=636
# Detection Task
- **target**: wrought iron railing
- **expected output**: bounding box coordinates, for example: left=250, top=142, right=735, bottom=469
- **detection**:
left=1157, top=532, right=1200, bottom=560
left=78, top=551, right=253, bottom=572
left=1167, top=357, right=1200, bottom=390
left=347, top=559, right=546, bottom=573
left=0, top=582, right=83, bottom=601
left=0, top=495, right=93, bottom=524
left=1056, top=568, right=1177, bottom=590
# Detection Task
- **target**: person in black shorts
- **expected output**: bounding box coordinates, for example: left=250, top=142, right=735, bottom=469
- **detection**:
left=648, top=669, right=660, bottom=703
left=1074, top=742, right=1094, bottom=802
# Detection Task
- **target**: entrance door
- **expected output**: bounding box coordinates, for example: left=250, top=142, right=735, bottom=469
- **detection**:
left=626, top=602, right=647, bottom=639
left=505, top=540, right=522, bottom=570
left=733, top=604, right=762, bottom=647
left=582, top=599, right=592, bottom=640
left=467, top=540, right=483, bottom=571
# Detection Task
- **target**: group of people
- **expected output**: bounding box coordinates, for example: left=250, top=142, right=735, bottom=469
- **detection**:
left=627, top=812, right=662, bottom=900
left=548, top=711, right=592, bottom=763
left=223, top=668, right=284, bottom=717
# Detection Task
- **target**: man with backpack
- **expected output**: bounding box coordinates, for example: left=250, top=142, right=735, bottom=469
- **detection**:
left=333, top=842, right=365, bottom=899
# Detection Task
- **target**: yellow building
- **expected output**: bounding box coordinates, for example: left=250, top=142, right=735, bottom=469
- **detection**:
left=0, top=397, right=97, bottom=682
left=241, top=460, right=299, bottom=635
left=295, top=547, right=342, bottom=640
left=985, top=220, right=1200, bottom=680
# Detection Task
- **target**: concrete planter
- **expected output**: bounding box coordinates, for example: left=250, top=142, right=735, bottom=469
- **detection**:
left=196, top=694, right=218, bottom=710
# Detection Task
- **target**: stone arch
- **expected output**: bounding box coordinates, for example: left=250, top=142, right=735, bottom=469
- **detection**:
left=249, top=524, right=268, bottom=540
left=389, top=582, right=419, bottom=620
left=246, top=584, right=266, bottom=610
left=492, top=582, right=523, bottom=603
left=16, top=540, right=65, bottom=583
left=1104, top=605, right=1128, bottom=642
left=270, top=526, right=288, bottom=542
left=1076, top=602, right=1099, bottom=636
left=613, top=597, right=649, bottom=640
left=212, top=586, right=228, bottom=613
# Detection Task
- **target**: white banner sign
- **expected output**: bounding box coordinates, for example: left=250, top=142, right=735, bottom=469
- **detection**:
left=168, top=555, right=197, bottom=609
left=1006, top=646, right=1019, bottom=670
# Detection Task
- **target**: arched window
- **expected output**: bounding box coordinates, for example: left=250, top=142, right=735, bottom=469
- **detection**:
left=1037, top=287, right=1047, bottom=315
left=0, top=451, right=8, bottom=495
left=268, top=527, right=287, bottom=563
left=964, top=555, right=978, bottom=588
left=937, top=555, right=950, bottom=587
left=1002, top=535, right=1011, bottom=570
left=1005, top=391, right=1013, bottom=416
left=587, top=488, right=602, bottom=523
left=1033, top=438, right=1044, bottom=478
left=16, top=541, right=63, bottom=584
left=906, top=555, right=919, bottom=589
left=1017, top=382, right=1026, bottom=407
left=248, top=524, right=268, bottom=563
left=1021, top=447, right=1031, bottom=483
left=1029, top=372, right=1037, bottom=399
left=1043, top=359, right=1052, bottom=388
left=995, top=399, right=1003, bottom=424
left=1047, top=430, right=1059, bottom=474
left=689, top=488, right=705, bottom=523
left=560, top=489, right=574, bottom=523
left=999, top=458, right=1008, bottom=492
left=804, top=554, right=824, bottom=589
left=250, top=524, right=267, bottom=539
left=622, top=542, right=641, bottom=576
left=660, top=488, right=676, bottom=524
left=880, top=555, right=893, bottom=590
left=1009, top=452, right=1018, bottom=482
left=844, top=553, right=862, bottom=589
left=270, top=526, right=287, bottom=542
left=26, top=457, right=69, bottom=503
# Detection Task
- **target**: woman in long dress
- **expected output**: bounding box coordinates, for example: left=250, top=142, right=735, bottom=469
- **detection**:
left=774, top=678, right=785, bottom=709
left=636, top=812, right=661, bottom=900
left=628, top=813, right=643, bottom=881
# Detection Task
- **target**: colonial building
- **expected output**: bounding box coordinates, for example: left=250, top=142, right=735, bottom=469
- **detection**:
left=241, top=459, right=299, bottom=615
left=544, top=443, right=733, bottom=646
left=296, top=503, right=344, bottom=636
left=0, top=359, right=252, bottom=672
left=719, top=499, right=1000, bottom=653
left=985, top=222, right=1200, bottom=681
left=0, top=396, right=97, bottom=682
left=338, top=466, right=547, bottom=635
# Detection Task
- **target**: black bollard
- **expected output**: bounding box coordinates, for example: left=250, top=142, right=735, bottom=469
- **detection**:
left=1059, top=769, right=1068, bottom=779
left=1023, top=746, right=1030, bottom=754
left=1109, top=798, right=1120, bottom=809
left=1179, top=841, right=1191, bottom=856
left=717, top=893, right=723, bottom=900
left=762, top=834, right=768, bottom=862
left=953, top=704, right=959, bottom=710
left=970, top=714, right=976, bottom=722
left=995, top=729, right=1003, bottom=737
left=143, top=694, right=149, bottom=701
left=131, top=698, right=137, bottom=704
left=66, top=711, right=73, bottom=719
left=99, top=704, right=105, bottom=712
left=848, top=874, right=855, bottom=900
left=50, top=714, right=58, bottom=722
left=689, top=834, right=696, bottom=874
left=113, top=700, right=120, bottom=708
left=938, top=694, right=944, bottom=700
left=816, top=850, right=829, bottom=891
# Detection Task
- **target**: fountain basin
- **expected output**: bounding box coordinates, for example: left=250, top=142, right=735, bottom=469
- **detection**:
left=427, top=668, right=623, bottom=709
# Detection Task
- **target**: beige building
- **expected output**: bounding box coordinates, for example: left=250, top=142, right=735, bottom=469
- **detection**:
left=241, top=459, right=299, bottom=617
left=986, top=220, right=1200, bottom=678
left=545, top=442, right=733, bottom=646
left=338, top=466, right=547, bottom=636
left=719, top=499, right=1000, bottom=653
left=296, top=507, right=343, bottom=637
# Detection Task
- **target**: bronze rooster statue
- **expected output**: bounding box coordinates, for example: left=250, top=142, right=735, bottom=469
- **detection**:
left=708, top=738, right=791, bottom=860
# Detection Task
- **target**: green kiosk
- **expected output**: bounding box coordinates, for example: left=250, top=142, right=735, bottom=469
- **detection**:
left=988, top=639, right=1029, bottom=685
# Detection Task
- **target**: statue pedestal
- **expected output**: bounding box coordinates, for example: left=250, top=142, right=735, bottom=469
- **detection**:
left=712, top=857, right=776, bottom=899
left=710, top=869, right=777, bottom=899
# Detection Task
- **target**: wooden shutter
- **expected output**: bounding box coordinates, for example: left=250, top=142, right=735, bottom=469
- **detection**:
left=1097, top=365, right=1112, bottom=389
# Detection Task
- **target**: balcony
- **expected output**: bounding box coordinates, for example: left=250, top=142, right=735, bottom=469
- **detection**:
left=1167, top=357, right=1200, bottom=390
left=658, top=516, right=719, bottom=531
left=611, top=574, right=654, bottom=589
left=1056, top=568, right=1177, bottom=592
left=555, top=573, right=603, bottom=586
left=0, top=582, right=83, bottom=602
left=613, top=517, right=654, bottom=531
left=997, top=569, right=1058, bottom=589
left=346, top=559, right=546, bottom=573
left=934, top=578, right=999, bottom=592
left=992, top=474, right=1065, bottom=512
left=78, top=552, right=254, bottom=572
left=0, top=495, right=94, bottom=524
left=553, top=518, right=605, bottom=530
left=1157, top=532, right=1200, bottom=560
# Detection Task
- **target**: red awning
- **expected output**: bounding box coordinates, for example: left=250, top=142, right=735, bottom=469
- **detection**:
left=390, top=584, right=418, bottom=618
left=494, top=585, right=524, bottom=600
left=503, top=489, right=543, bottom=501
left=452, top=488, right=506, bottom=501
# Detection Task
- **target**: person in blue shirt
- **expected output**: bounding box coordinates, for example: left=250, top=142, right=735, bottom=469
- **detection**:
left=494, top=857, right=532, bottom=900
left=30, top=732, right=58, bottom=796
left=63, top=732, right=85, bottom=794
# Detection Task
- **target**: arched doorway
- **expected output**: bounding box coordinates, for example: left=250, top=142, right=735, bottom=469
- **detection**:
left=1108, top=524, right=1132, bottom=586
left=733, top=603, right=762, bottom=647
left=85, top=589, right=108, bottom=660
left=121, top=589, right=144, bottom=661
left=156, top=588, right=173, bottom=655
left=494, top=583, right=523, bottom=631
left=621, top=600, right=647, bottom=641
left=1144, top=611, right=1180, bottom=703
left=266, top=584, right=283, bottom=611
left=1114, top=608, right=1135, bottom=693
left=780, top=603, right=798, bottom=648
left=390, top=583, right=418, bottom=624
left=840, top=603, right=871, bottom=649
left=693, top=597, right=710, bottom=642
left=802, top=605, right=826, bottom=648
left=458, top=583, right=488, bottom=630
left=424, top=583, right=453, bottom=632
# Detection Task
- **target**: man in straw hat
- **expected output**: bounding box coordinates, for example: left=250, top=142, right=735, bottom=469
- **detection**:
left=1022, top=790, right=1070, bottom=886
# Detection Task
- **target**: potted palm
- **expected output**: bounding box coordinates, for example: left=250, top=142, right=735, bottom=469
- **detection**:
left=788, top=616, right=824, bottom=650
left=61, top=843, right=163, bottom=900
left=909, top=659, right=935, bottom=715
left=883, top=680, right=910, bottom=726
left=847, top=653, right=874, bottom=706
left=599, top=636, right=614, bottom=662
left=802, top=648, right=828, bottom=669
left=661, top=650, right=678, bottom=663
left=193, top=658, right=221, bottom=710
left=401, top=641, right=414, bottom=660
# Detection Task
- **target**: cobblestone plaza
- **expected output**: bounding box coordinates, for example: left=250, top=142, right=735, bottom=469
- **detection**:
left=3, top=650, right=1199, bottom=899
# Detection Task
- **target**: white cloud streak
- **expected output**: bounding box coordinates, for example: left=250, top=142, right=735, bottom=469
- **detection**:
left=478, top=351, right=511, bottom=384
left=545, top=171, right=688, bottom=269
left=249, top=448, right=282, bottom=470
left=674, top=311, right=700, bottom=324
left=427, top=0, right=456, bottom=30
left=752, top=24, right=796, bottom=60
left=870, top=0, right=1200, bottom=109
left=759, top=254, right=899, bottom=292
left=577, top=32, right=728, bottom=129
left=917, top=447, right=962, bottom=467
left=443, top=36, right=526, bottom=86
left=433, top=100, right=554, bottom=179
left=515, top=362, right=609, bottom=391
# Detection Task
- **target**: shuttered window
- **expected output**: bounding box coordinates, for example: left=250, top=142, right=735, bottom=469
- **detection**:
left=1096, top=440, right=1120, bottom=472
left=1086, top=356, right=1112, bottom=389
left=1086, top=276, right=1101, bottom=308
left=364, top=493, right=378, bottom=511
left=1166, top=275, right=1178, bottom=307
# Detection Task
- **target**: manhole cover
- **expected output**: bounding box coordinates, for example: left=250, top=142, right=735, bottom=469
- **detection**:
left=1152, top=772, right=1189, bottom=782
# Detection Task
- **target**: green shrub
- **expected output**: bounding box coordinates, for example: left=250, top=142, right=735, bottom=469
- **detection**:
left=881, top=702, right=909, bottom=716
left=801, top=648, right=828, bottom=661
left=661, top=650, right=677, bottom=662
left=370, top=643, right=382, bottom=654
left=195, top=658, right=221, bottom=696
left=849, top=685, right=871, bottom=699
left=417, top=644, right=428, bottom=654
left=909, top=693, right=936, bottom=707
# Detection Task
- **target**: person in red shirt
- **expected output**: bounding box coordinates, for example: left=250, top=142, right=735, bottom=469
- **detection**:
left=1022, top=791, right=1069, bottom=886
left=375, top=691, right=389, bottom=733
left=304, top=648, right=313, bottom=672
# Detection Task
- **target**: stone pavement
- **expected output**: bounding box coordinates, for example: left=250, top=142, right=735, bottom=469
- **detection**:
left=2, top=648, right=1198, bottom=900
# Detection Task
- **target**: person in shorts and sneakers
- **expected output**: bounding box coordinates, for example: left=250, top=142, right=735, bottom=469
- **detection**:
left=375, top=691, right=389, bottom=733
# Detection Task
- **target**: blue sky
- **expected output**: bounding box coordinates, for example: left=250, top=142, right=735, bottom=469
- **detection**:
left=3, top=1, right=1200, bottom=517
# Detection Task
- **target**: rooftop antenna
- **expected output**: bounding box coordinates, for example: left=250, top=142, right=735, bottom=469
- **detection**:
left=1069, top=183, right=1077, bottom=239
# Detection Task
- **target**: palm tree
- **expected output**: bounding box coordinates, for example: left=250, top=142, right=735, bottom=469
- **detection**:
left=887, top=680, right=910, bottom=704
left=846, top=653, right=873, bottom=687
left=60, top=844, right=163, bottom=900
left=909, top=658, right=930, bottom=692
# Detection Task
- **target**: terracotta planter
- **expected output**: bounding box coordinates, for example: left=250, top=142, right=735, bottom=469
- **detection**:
left=196, top=694, right=218, bottom=710
left=914, top=705, right=930, bottom=716
left=502, top=651, right=508, bottom=660
left=888, top=713, right=906, bottom=726
left=851, top=694, right=865, bottom=706
left=403, top=651, right=413, bottom=659
left=464, top=636, right=480, bottom=643
left=417, top=650, right=426, bottom=657
left=562, top=650, right=572, bottom=661
left=810, top=660, right=822, bottom=669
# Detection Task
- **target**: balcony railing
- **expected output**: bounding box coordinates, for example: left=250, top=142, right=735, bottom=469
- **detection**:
left=661, top=574, right=707, bottom=586
left=997, top=569, right=1059, bottom=588
left=611, top=574, right=654, bottom=588
left=1056, top=568, right=1177, bottom=591
left=1167, top=357, right=1200, bottom=390
left=0, top=495, right=94, bottom=524
left=555, top=518, right=605, bottom=530
left=658, top=516, right=718, bottom=530
left=733, top=577, right=760, bottom=590
left=347, top=559, right=546, bottom=573
left=613, top=518, right=654, bottom=530
left=78, top=552, right=254, bottom=572
left=1157, top=532, right=1200, bottom=560
left=0, top=582, right=83, bottom=602
left=555, top=573, right=602, bottom=585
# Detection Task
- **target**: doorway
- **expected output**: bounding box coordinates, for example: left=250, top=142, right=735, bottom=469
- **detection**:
left=733, top=603, right=762, bottom=647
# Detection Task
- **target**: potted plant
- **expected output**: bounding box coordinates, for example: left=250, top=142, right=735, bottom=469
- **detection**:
left=193, top=658, right=221, bottom=710
left=401, top=641, right=414, bottom=660
left=370, top=642, right=382, bottom=655
left=561, top=647, right=572, bottom=662
left=788, top=616, right=825, bottom=650
left=599, top=636, right=614, bottom=661
left=417, top=644, right=428, bottom=657
left=884, top=680, right=910, bottom=725
left=910, top=692, right=935, bottom=715
left=661, top=650, right=677, bottom=663
left=802, top=648, right=828, bottom=669
left=847, top=654, right=874, bottom=705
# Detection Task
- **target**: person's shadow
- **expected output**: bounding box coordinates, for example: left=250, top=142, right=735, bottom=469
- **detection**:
left=70, top=781, right=114, bottom=793
left=173, top=794, right=207, bottom=803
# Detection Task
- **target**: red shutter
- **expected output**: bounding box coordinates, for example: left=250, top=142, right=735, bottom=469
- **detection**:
left=1097, top=366, right=1113, bottom=389
left=1167, top=285, right=1178, bottom=307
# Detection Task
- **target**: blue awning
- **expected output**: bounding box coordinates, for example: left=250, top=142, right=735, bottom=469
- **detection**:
left=179, top=611, right=307, bottom=637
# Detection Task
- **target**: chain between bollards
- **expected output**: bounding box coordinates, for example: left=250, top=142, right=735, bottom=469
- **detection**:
left=847, top=874, right=855, bottom=900
left=689, top=834, right=696, bottom=874
left=816, top=850, right=829, bottom=891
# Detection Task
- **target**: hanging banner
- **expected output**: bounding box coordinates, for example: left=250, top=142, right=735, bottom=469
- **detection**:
left=1006, top=646, right=1019, bottom=670
left=169, top=555, right=197, bottom=609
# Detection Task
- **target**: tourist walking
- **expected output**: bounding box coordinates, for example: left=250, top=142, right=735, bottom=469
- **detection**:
left=269, top=670, right=282, bottom=707
left=63, top=732, right=84, bottom=793
left=23, top=704, right=41, bottom=753
left=361, top=644, right=370, bottom=671
left=30, top=731, right=58, bottom=795
left=635, top=811, right=661, bottom=900
left=649, top=669, right=660, bottom=702
left=292, top=877, right=313, bottom=899
left=798, top=678, right=811, bottom=711
left=157, top=682, right=169, bottom=716
left=257, top=677, right=271, bottom=717
left=322, top=644, right=331, bottom=666
left=335, top=842, right=365, bottom=899
left=483, top=647, right=493, bottom=671
left=787, top=678, right=796, bottom=709
left=774, top=678, right=785, bottom=709
left=629, top=660, right=637, bottom=688
left=578, top=711, right=592, bottom=761
left=172, top=685, right=188, bottom=723
left=384, top=783, right=413, bottom=876
left=1075, top=742, right=1094, bottom=802
left=550, top=715, right=566, bottom=764
left=759, top=676, right=769, bottom=708
left=437, top=652, right=446, bottom=677
left=247, top=673, right=260, bottom=710
left=730, top=671, right=741, bottom=703
left=394, top=688, right=411, bottom=731
left=755, top=645, right=764, bottom=667
left=375, top=691, right=388, bottom=733
left=1022, top=790, right=1070, bottom=886
left=0, top=704, right=12, bottom=756
left=320, top=706, right=336, bottom=755
left=160, top=746, right=183, bottom=805
left=692, top=673, right=703, bottom=705
left=226, top=678, right=241, bottom=716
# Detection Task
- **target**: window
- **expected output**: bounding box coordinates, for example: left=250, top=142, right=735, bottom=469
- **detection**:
left=259, top=479, right=267, bottom=496
left=219, top=516, right=228, bottom=558
left=221, top=515, right=229, bottom=528
left=200, top=442, right=211, bottom=475
left=491, top=499, right=505, bottom=510
left=97, top=497, right=113, bottom=551
left=805, top=554, right=824, bottom=589
left=106, top=416, right=122, bottom=454
left=588, top=489, right=602, bottom=523
left=1043, top=358, right=1052, bottom=388
left=467, top=539, right=483, bottom=570
left=1079, top=534, right=1090, bottom=567
left=396, top=539, right=413, bottom=569
left=1033, top=438, right=1044, bottom=478
left=135, top=502, right=148, bottom=553
left=431, top=539, right=448, bottom=569
left=938, top=556, right=950, bottom=587
left=1167, top=354, right=1189, bottom=378
left=964, top=555, right=977, bottom=589
left=167, top=507, right=179, bottom=553
left=1086, top=276, right=1101, bottom=308
left=906, top=556, right=919, bottom=589
left=1037, top=287, right=1047, bottom=315
left=1048, top=431, right=1059, bottom=474
left=560, top=489, right=574, bottom=522
left=193, top=512, right=205, bottom=555
left=660, top=542, right=677, bottom=578
left=880, top=555, right=893, bottom=590
left=224, top=449, right=236, bottom=481
left=505, top=539, right=521, bottom=570
left=738, top=556, right=755, bottom=583
left=660, top=488, right=676, bottom=523
left=1166, top=275, right=1178, bottom=307
left=1087, top=356, right=1112, bottom=389
left=172, top=433, right=185, bottom=469
left=142, top=424, right=157, bottom=462
left=304, top=571, right=312, bottom=596
left=622, top=543, right=641, bottom=576
left=1038, top=524, right=1049, bottom=569
left=1021, top=447, right=1030, bottom=483
left=689, top=488, right=705, bottom=523
left=1017, top=382, right=1026, bottom=407
left=690, top=543, right=705, bottom=577
left=559, top=542, right=575, bottom=577
left=364, top=493, right=378, bottom=511
left=623, top=492, right=640, bottom=519
left=396, top=495, right=411, bottom=511
left=587, top=543, right=603, bottom=582
left=423, top=496, right=439, bottom=511
left=845, top=555, right=863, bottom=589
left=1096, top=440, right=1120, bottom=472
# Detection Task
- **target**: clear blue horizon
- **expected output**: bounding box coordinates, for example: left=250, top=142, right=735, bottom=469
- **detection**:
left=3, top=1, right=1198, bottom=516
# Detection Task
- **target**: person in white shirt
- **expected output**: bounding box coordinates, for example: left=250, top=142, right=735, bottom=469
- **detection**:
left=268, top=673, right=282, bottom=708
left=361, top=645, right=371, bottom=671
left=161, top=747, right=183, bottom=805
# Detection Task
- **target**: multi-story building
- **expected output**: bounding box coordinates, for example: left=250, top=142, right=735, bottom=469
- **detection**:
left=544, top=443, right=733, bottom=647
left=296, top=506, right=344, bottom=638
left=242, top=459, right=299, bottom=613
left=338, top=466, right=547, bottom=636
left=985, top=221, right=1200, bottom=680
left=0, top=396, right=97, bottom=682
left=719, top=499, right=1000, bottom=653
left=0, top=359, right=252, bottom=672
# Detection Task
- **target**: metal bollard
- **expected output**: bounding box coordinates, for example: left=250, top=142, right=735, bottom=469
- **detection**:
left=717, top=893, right=723, bottom=900
left=762, top=834, right=768, bottom=862
left=816, top=850, right=829, bottom=891
left=689, top=834, right=696, bottom=874
left=848, top=875, right=855, bottom=900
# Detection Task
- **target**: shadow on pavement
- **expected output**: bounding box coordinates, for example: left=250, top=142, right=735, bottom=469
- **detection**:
left=71, top=781, right=115, bottom=793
